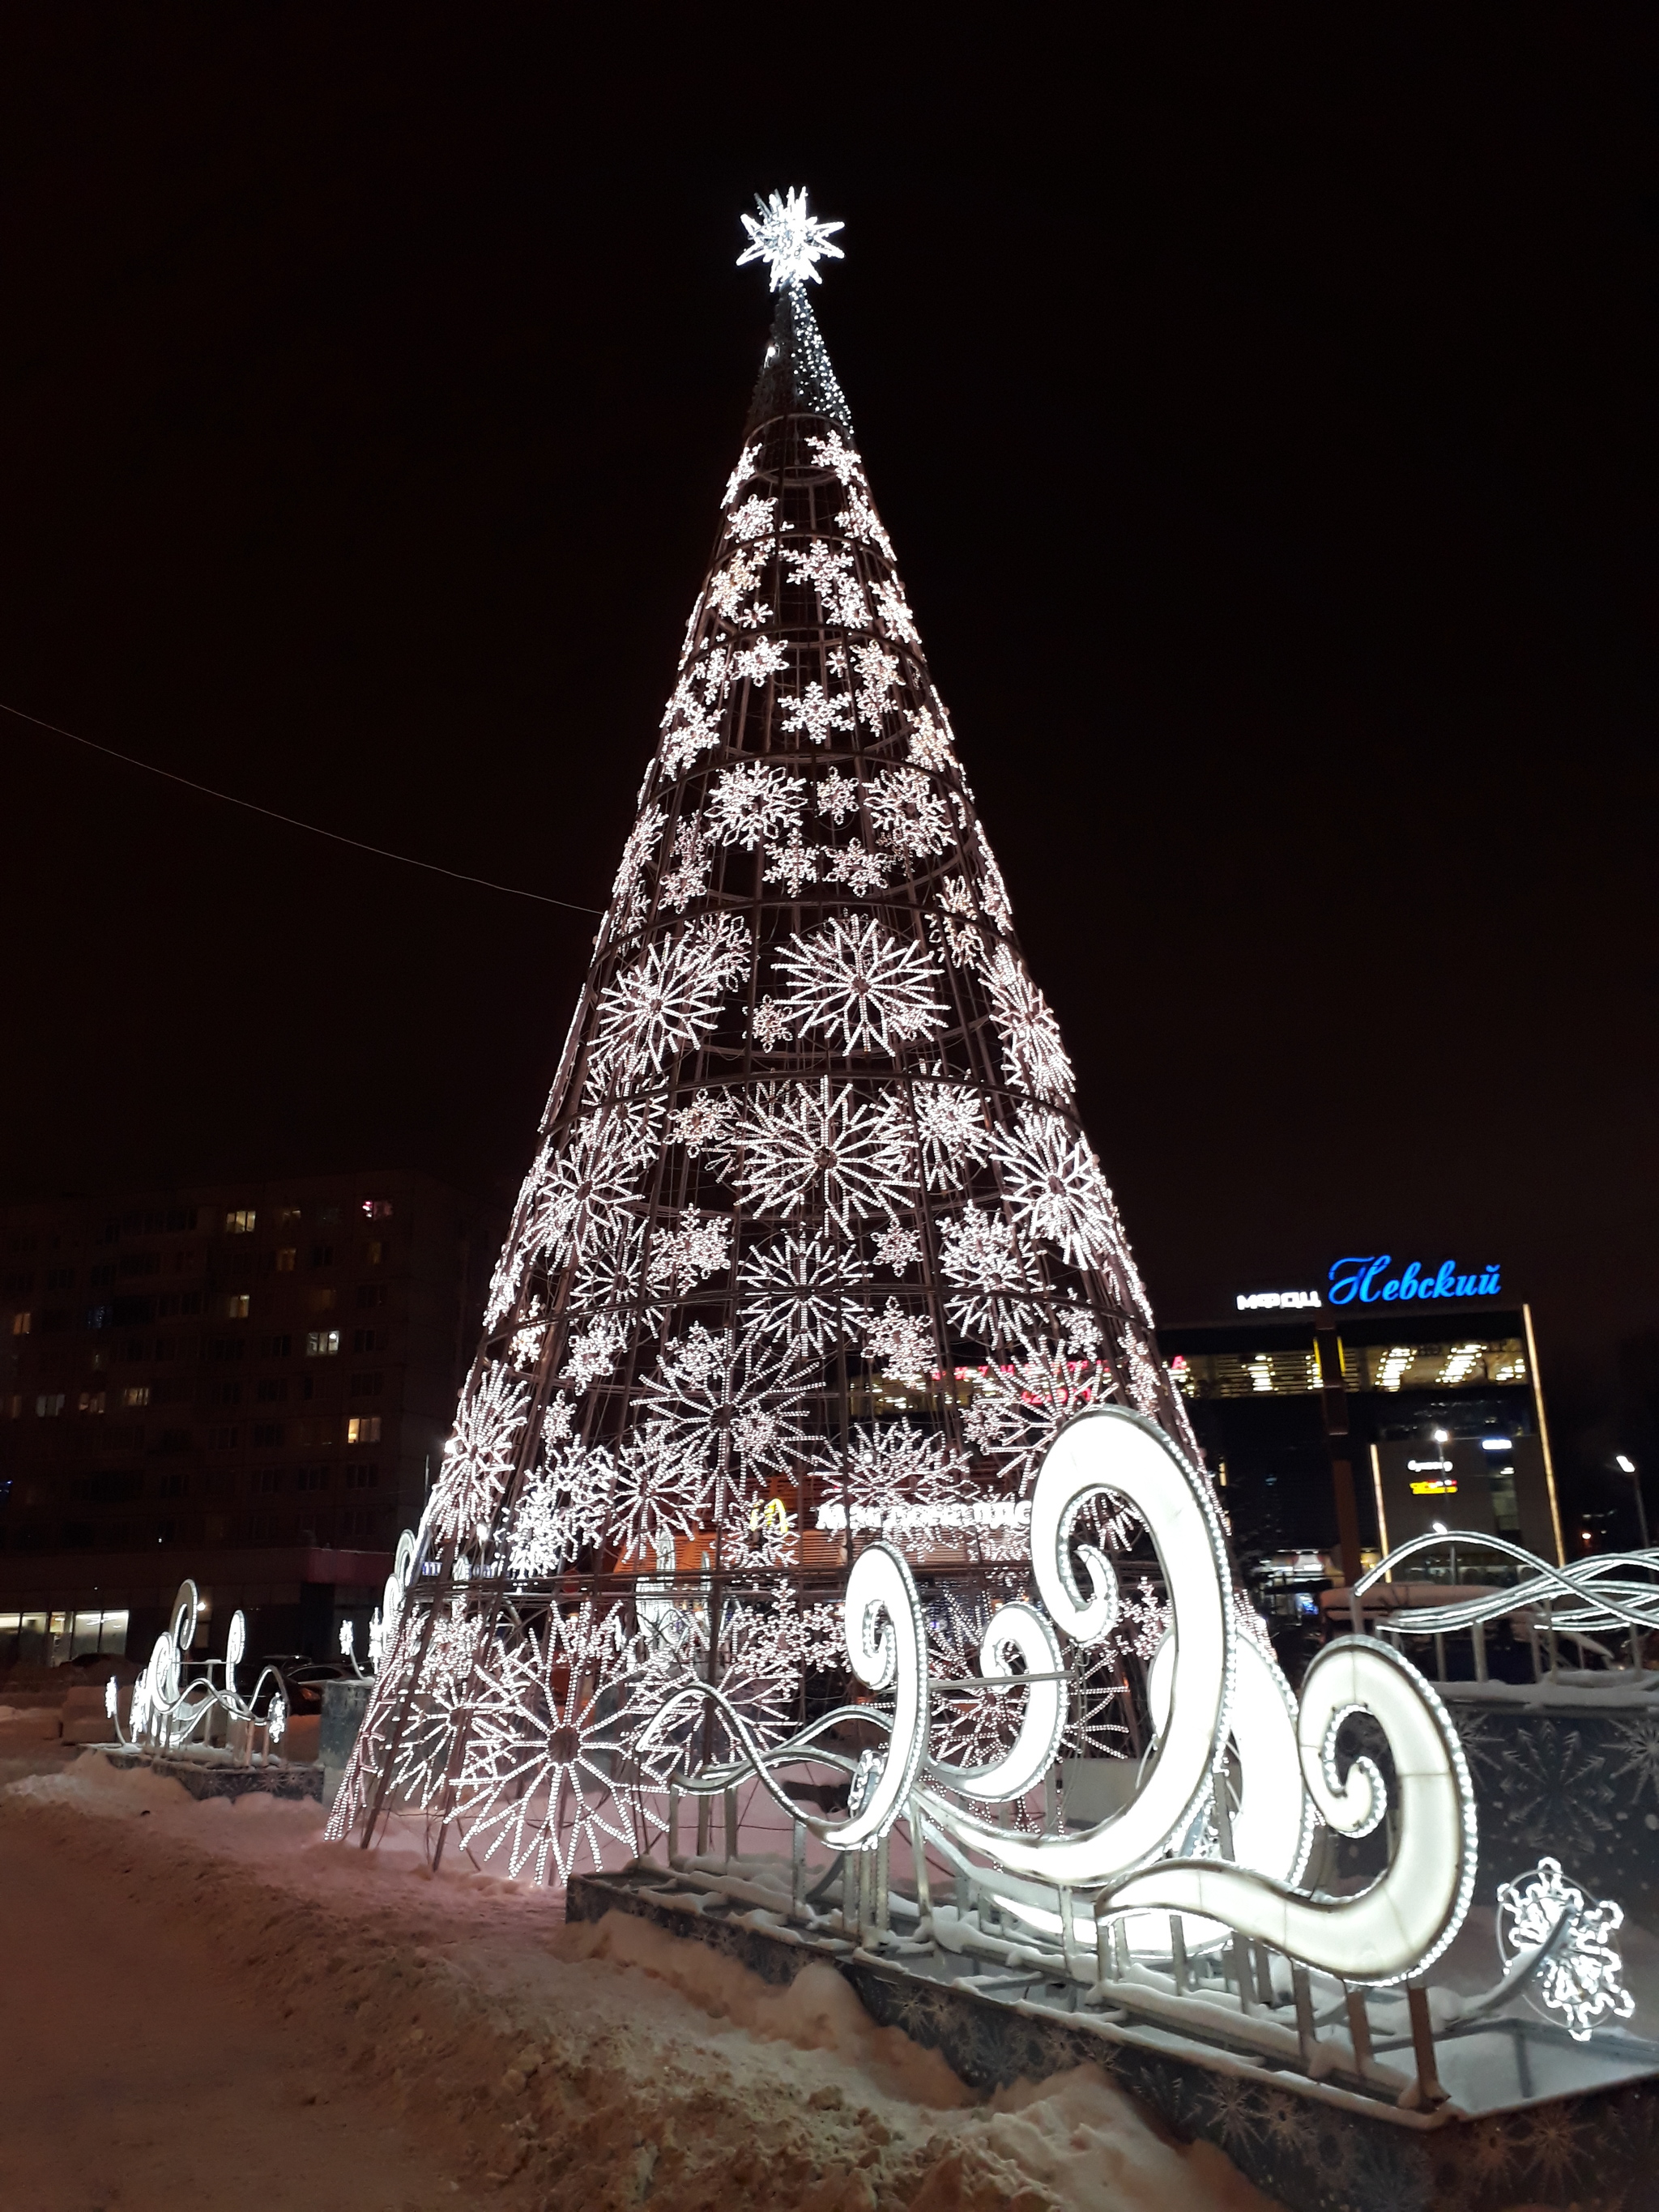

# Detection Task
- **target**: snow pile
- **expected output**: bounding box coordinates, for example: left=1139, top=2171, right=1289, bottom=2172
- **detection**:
left=1, top=1752, right=1283, bottom=2210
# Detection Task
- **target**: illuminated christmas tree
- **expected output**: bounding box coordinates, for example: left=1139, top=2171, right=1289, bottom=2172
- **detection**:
left=333, top=190, right=1205, bottom=1882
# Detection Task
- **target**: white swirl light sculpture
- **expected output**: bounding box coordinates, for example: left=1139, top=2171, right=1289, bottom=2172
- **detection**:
left=1108, top=1634, right=1477, bottom=1984
left=822, top=1541, right=929, bottom=1851
left=930, top=1407, right=1233, bottom=1887
left=929, top=1602, right=1065, bottom=1805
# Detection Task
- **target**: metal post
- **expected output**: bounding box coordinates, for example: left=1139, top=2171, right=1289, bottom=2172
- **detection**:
left=1406, top=1984, right=1447, bottom=2104
left=910, top=1801, right=932, bottom=1927
left=723, top=1786, right=738, bottom=1863
left=1344, top=1985, right=1374, bottom=2077
left=1230, top=1934, right=1255, bottom=2013
left=1043, top=1768, right=1057, bottom=1834
left=1169, top=1915, right=1188, bottom=1994
left=696, top=1790, right=710, bottom=1857
left=1112, top=1918, right=1129, bottom=1977
left=791, top=1818, right=805, bottom=1915
left=1435, top=1630, right=1447, bottom=1683
left=668, top=1786, right=682, bottom=1869
left=874, top=1831, right=890, bottom=1934
left=1095, top=1913, right=1113, bottom=1987
left=1292, top=1965, right=1317, bottom=2069
left=842, top=1853, right=855, bottom=1933
left=1472, top=1618, right=1488, bottom=1682
left=1253, top=1941, right=1276, bottom=2006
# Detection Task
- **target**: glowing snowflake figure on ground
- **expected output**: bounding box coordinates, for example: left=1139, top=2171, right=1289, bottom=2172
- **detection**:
left=1496, top=1858, right=1636, bottom=2041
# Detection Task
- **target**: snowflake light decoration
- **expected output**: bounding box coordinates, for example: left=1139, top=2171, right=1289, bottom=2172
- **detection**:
left=635, top=1326, right=813, bottom=1528
left=733, top=633, right=789, bottom=687
left=872, top=1222, right=922, bottom=1272
left=851, top=640, right=902, bottom=717
left=659, top=815, right=711, bottom=911
left=731, top=1079, right=914, bottom=1236
left=806, top=428, right=864, bottom=487
left=723, top=441, right=761, bottom=508
left=509, top=1443, right=608, bottom=1576
left=727, top=493, right=777, bottom=544
left=992, top=1106, right=1120, bottom=1272
left=589, top=914, right=752, bottom=1087
left=429, top=1362, right=531, bottom=1540
left=836, top=488, right=894, bottom=560
left=706, top=760, right=807, bottom=850
left=647, top=1210, right=731, bottom=1298
left=912, top=1078, right=993, bottom=1189
left=779, top=680, right=854, bottom=744
left=864, top=1295, right=936, bottom=1387
left=1496, top=1857, right=1636, bottom=2041
left=867, top=766, right=952, bottom=861
left=821, top=838, right=891, bottom=894
left=986, top=944, right=1075, bottom=1104
left=739, top=1228, right=868, bottom=1354
left=772, top=914, right=946, bottom=1055
left=872, top=578, right=919, bottom=645
left=908, top=708, right=957, bottom=775
left=964, top=1346, right=1117, bottom=1494
left=762, top=828, right=818, bottom=897
left=814, top=767, right=861, bottom=825
left=667, top=1087, right=736, bottom=1157
left=737, top=186, right=845, bottom=291
left=940, top=1203, right=1045, bottom=1345
left=928, top=874, right=984, bottom=971
left=457, top=1602, right=663, bottom=1885
left=750, top=995, right=793, bottom=1047
left=784, top=539, right=867, bottom=631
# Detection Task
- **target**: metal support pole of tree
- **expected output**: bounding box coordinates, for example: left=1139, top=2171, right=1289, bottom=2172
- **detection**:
left=1316, top=1325, right=1363, bottom=1590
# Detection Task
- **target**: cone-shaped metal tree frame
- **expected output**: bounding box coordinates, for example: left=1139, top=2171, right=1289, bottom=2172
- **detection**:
left=332, top=246, right=1209, bottom=1885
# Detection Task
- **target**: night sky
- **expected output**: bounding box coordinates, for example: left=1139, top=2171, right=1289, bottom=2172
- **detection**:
left=2, top=19, right=1651, bottom=1430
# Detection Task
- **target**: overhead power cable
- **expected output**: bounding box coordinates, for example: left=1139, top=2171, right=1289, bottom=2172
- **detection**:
left=0, top=697, right=603, bottom=916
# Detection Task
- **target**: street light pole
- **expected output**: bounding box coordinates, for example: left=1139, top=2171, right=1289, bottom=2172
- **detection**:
left=1616, top=1455, right=1649, bottom=1549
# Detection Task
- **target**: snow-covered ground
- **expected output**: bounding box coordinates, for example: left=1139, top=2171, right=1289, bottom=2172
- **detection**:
left=0, top=1747, right=1282, bottom=2211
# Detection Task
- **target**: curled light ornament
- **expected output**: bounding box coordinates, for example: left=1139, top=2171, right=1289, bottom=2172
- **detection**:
left=224, top=1609, right=246, bottom=1692
left=1107, top=1635, right=1477, bottom=1985
left=929, top=1602, right=1065, bottom=1805
left=823, top=1541, right=928, bottom=1851
left=930, top=1408, right=1232, bottom=1887
left=169, top=1579, right=199, bottom=1658
left=1147, top=1625, right=1315, bottom=1886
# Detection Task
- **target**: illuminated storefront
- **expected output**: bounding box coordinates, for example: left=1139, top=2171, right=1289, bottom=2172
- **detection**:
left=1163, top=1263, right=1560, bottom=1569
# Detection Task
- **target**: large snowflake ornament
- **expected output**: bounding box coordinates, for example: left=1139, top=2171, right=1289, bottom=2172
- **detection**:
left=457, top=1604, right=663, bottom=1885
left=940, top=1203, right=1045, bottom=1346
left=864, top=1295, right=936, bottom=1387
left=429, top=1362, right=531, bottom=1541
left=635, top=1327, right=813, bottom=1528
left=986, top=944, right=1075, bottom=1104
left=737, top=186, right=845, bottom=290
left=706, top=761, right=807, bottom=849
left=772, top=914, right=946, bottom=1055
left=912, top=1077, right=994, bottom=1189
left=779, top=680, right=854, bottom=744
left=731, top=1080, right=914, bottom=1236
left=590, top=914, right=751, bottom=1088
left=739, top=1229, right=868, bottom=1354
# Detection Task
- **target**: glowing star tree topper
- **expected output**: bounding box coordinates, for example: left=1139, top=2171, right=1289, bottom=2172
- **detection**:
left=737, top=186, right=845, bottom=290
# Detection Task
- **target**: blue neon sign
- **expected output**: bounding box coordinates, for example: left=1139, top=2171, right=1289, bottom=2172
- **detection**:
left=1328, top=1255, right=1501, bottom=1306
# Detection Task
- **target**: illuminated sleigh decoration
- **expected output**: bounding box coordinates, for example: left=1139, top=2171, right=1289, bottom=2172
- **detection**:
left=114, top=1579, right=291, bottom=1762
left=652, top=1406, right=1478, bottom=1990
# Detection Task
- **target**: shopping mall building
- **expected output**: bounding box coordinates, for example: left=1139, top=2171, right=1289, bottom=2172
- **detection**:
left=1161, top=1250, right=1561, bottom=1573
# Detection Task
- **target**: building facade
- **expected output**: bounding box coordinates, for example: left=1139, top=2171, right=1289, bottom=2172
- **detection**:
left=0, top=1170, right=499, bottom=1667
left=1162, top=1287, right=1560, bottom=1571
